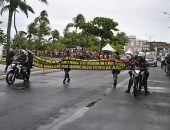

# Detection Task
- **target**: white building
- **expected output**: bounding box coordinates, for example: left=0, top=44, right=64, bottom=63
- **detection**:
left=0, top=45, right=6, bottom=60
left=0, top=45, right=3, bottom=60
left=125, top=35, right=148, bottom=54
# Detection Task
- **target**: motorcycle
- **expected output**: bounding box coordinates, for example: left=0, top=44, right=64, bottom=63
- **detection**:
left=6, top=61, right=30, bottom=85
left=130, top=67, right=147, bottom=97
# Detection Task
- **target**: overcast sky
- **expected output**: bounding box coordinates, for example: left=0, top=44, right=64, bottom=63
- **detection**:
left=1, top=0, right=170, bottom=42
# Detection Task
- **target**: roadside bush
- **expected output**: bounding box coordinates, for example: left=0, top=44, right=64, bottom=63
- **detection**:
left=0, top=60, right=6, bottom=64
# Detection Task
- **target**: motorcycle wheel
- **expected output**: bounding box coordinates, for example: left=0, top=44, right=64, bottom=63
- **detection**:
left=133, top=81, right=138, bottom=97
left=6, top=71, right=15, bottom=85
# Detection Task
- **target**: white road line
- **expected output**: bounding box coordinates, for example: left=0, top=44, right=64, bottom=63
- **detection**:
left=148, top=80, right=170, bottom=83
left=37, top=107, right=89, bottom=130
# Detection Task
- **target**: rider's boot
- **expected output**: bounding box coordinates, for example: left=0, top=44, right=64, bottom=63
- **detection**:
left=125, top=78, right=132, bottom=93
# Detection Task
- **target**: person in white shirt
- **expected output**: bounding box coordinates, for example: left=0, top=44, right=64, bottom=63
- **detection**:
left=161, top=56, right=165, bottom=69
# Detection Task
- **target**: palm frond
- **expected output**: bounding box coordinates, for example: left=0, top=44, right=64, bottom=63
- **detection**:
left=39, top=0, right=48, bottom=4
left=0, top=0, right=6, bottom=6
left=0, top=4, right=10, bottom=15
left=18, top=1, right=34, bottom=17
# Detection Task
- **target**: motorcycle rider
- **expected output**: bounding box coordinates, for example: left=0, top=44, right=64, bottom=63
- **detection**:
left=16, top=49, right=29, bottom=78
left=125, top=54, right=150, bottom=95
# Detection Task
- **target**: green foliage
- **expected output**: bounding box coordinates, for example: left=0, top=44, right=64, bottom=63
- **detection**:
left=112, top=44, right=124, bottom=54
left=0, top=60, right=6, bottom=64
left=80, top=17, right=118, bottom=40
left=115, top=32, right=128, bottom=45
left=0, top=0, right=48, bottom=51
left=0, top=27, right=6, bottom=45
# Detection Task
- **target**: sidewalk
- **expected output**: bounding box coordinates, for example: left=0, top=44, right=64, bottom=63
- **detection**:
left=0, top=64, right=61, bottom=80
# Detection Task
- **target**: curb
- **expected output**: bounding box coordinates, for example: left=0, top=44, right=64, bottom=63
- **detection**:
left=0, top=69, right=62, bottom=80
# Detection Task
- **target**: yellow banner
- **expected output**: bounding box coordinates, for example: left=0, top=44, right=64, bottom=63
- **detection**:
left=33, top=56, right=128, bottom=70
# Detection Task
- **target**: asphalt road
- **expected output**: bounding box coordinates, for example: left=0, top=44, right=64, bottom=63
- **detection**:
left=0, top=63, right=170, bottom=130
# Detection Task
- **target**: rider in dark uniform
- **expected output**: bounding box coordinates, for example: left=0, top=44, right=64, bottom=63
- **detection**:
left=125, top=54, right=150, bottom=95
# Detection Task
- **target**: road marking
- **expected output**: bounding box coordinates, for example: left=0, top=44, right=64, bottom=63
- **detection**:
left=148, top=80, right=170, bottom=83
left=148, top=86, right=170, bottom=93
left=38, top=107, right=89, bottom=130
left=116, top=77, right=129, bottom=88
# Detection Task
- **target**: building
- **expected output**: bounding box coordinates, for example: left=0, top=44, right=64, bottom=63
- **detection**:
left=0, top=45, right=3, bottom=60
left=124, top=35, right=148, bottom=54
left=0, top=45, right=6, bottom=60
left=150, top=42, right=170, bottom=56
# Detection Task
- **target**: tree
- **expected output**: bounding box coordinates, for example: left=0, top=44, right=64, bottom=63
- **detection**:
left=0, top=21, right=6, bottom=44
left=80, top=17, right=119, bottom=57
left=115, top=32, right=128, bottom=45
left=34, top=10, right=51, bottom=50
left=0, top=0, right=48, bottom=52
left=73, top=13, right=85, bottom=31
left=27, top=22, right=37, bottom=45
left=63, top=23, right=74, bottom=37
left=12, top=31, right=27, bottom=49
left=51, top=29, right=60, bottom=42
left=0, top=0, right=35, bottom=52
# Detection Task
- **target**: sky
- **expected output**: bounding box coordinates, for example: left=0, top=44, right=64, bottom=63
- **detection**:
left=1, top=0, right=170, bottom=43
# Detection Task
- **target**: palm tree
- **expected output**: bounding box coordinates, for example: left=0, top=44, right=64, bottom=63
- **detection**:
left=0, top=0, right=48, bottom=52
left=73, top=13, right=85, bottom=31
left=63, top=23, right=74, bottom=37
left=34, top=10, right=51, bottom=50
left=13, top=30, right=27, bottom=49
left=51, top=29, right=60, bottom=42
left=34, top=10, right=49, bottom=24
left=27, top=22, right=37, bottom=45
left=0, top=21, right=6, bottom=44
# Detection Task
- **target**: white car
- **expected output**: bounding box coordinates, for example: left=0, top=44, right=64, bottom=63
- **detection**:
left=145, top=54, right=157, bottom=67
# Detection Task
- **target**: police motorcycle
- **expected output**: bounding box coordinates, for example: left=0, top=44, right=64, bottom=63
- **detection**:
left=6, top=50, right=30, bottom=85
left=130, top=67, right=147, bottom=97
left=129, top=54, right=149, bottom=97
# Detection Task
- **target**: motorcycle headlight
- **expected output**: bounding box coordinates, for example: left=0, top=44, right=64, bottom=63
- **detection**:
left=134, top=70, right=140, bottom=77
left=11, top=64, right=16, bottom=67
left=135, top=70, right=140, bottom=73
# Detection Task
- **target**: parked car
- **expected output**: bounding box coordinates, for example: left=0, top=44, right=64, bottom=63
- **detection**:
left=145, top=54, right=157, bottom=67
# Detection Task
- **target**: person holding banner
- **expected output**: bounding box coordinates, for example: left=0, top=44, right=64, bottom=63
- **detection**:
left=63, top=68, right=71, bottom=84
left=111, top=51, right=121, bottom=87
left=63, top=50, right=71, bottom=84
